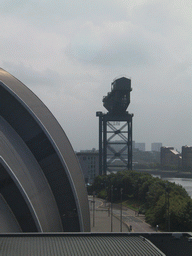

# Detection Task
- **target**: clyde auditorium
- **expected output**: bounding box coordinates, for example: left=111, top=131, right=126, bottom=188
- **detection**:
left=0, top=68, right=90, bottom=233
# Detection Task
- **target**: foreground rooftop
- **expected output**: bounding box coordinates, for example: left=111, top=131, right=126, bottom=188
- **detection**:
left=1, top=232, right=192, bottom=256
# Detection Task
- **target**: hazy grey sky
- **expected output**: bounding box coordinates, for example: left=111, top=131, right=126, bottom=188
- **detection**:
left=1, top=0, right=191, bottom=152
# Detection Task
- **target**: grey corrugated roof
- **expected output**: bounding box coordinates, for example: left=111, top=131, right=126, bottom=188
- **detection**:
left=0, top=233, right=165, bottom=256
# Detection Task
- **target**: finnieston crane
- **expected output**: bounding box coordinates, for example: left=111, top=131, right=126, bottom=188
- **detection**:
left=97, top=76, right=133, bottom=175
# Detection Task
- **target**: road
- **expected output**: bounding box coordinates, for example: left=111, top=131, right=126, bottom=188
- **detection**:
left=112, top=208, right=155, bottom=232
left=89, top=196, right=156, bottom=232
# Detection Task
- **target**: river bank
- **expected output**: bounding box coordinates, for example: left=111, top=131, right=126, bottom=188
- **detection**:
left=136, top=169, right=192, bottom=179
left=135, top=169, right=192, bottom=198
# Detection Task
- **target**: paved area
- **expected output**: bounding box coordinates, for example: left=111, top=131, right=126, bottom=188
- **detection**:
left=89, top=197, right=156, bottom=233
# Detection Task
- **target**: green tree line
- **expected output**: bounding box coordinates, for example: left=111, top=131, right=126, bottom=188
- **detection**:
left=90, top=170, right=192, bottom=232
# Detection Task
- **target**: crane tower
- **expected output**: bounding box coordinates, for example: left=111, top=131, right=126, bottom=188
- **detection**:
left=96, top=77, right=133, bottom=175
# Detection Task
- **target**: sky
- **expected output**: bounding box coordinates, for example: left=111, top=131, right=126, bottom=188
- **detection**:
left=0, top=0, right=192, bottom=152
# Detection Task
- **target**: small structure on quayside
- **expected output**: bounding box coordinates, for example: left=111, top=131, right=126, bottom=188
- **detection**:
left=96, top=77, right=133, bottom=175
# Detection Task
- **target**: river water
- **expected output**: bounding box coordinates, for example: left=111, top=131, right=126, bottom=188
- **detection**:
left=163, top=178, right=192, bottom=198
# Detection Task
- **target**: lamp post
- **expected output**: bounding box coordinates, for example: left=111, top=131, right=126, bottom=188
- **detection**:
left=165, top=183, right=170, bottom=232
left=104, top=181, right=107, bottom=207
left=93, top=191, right=95, bottom=227
left=120, top=188, right=123, bottom=232
left=111, top=185, right=113, bottom=232
left=167, top=186, right=170, bottom=232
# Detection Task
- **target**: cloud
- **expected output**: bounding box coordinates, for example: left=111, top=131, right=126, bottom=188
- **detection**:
left=67, top=20, right=169, bottom=68
left=2, top=61, right=103, bottom=109
left=0, top=0, right=192, bottom=151
left=2, top=61, right=62, bottom=86
left=0, top=0, right=128, bottom=27
left=132, top=2, right=175, bottom=35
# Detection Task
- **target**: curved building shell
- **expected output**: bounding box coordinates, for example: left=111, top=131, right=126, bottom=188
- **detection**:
left=0, top=68, right=90, bottom=232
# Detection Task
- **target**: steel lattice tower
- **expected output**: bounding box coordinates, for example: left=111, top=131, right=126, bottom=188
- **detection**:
left=96, top=77, right=133, bottom=175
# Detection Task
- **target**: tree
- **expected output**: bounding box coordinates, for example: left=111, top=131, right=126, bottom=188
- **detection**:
left=91, top=170, right=192, bottom=231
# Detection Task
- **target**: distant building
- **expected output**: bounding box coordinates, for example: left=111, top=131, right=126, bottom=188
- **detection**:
left=76, top=149, right=99, bottom=184
left=151, top=143, right=162, bottom=152
left=135, top=143, right=145, bottom=151
left=133, top=150, right=160, bottom=168
left=182, top=146, right=192, bottom=170
left=133, top=142, right=160, bottom=167
left=161, top=147, right=181, bottom=169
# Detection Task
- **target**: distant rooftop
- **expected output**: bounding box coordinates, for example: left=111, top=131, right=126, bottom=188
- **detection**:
left=79, top=148, right=99, bottom=153
left=170, top=149, right=180, bottom=155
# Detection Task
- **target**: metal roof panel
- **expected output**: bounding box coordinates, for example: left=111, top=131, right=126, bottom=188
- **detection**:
left=0, top=234, right=165, bottom=256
